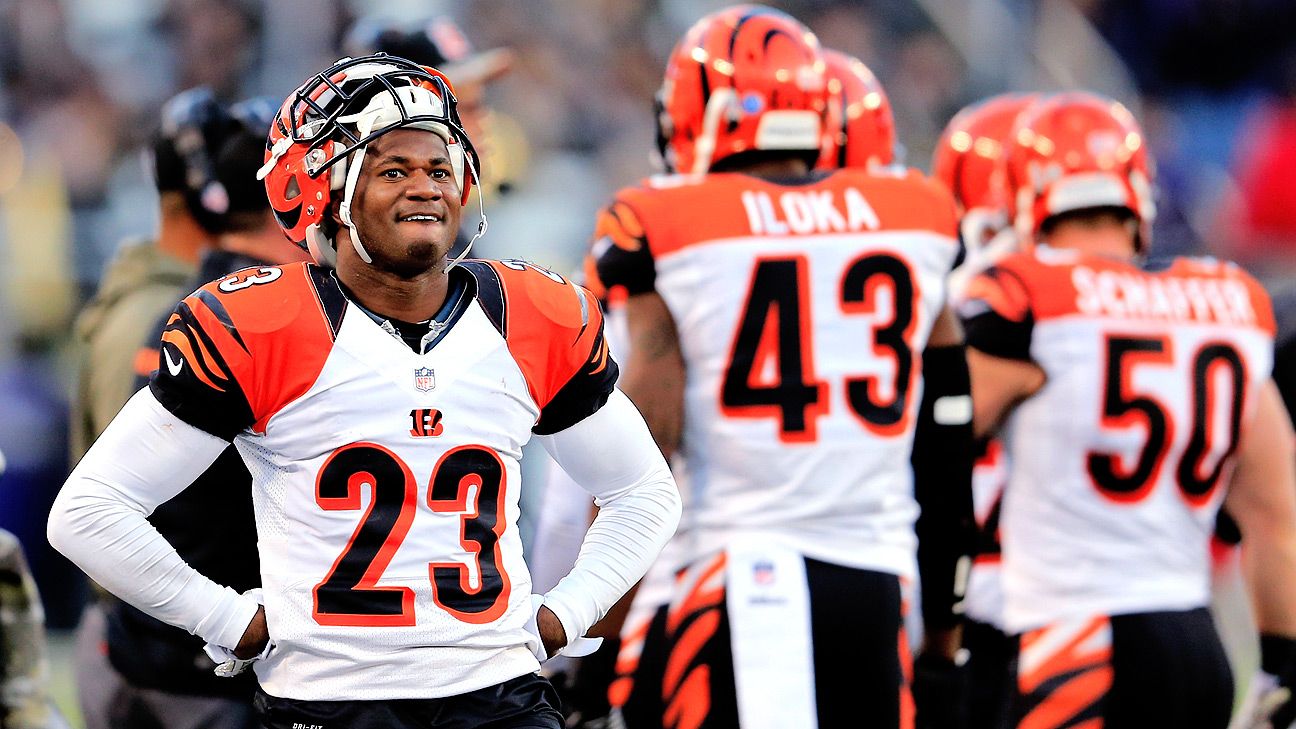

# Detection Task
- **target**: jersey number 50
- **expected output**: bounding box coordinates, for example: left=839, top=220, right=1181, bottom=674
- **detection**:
left=312, top=443, right=509, bottom=627
left=1088, top=335, right=1246, bottom=505
left=721, top=254, right=917, bottom=442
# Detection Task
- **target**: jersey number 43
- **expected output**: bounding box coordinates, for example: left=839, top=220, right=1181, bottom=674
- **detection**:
left=721, top=253, right=918, bottom=443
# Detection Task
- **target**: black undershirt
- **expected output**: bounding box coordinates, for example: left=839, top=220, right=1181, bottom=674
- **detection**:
left=337, top=271, right=469, bottom=353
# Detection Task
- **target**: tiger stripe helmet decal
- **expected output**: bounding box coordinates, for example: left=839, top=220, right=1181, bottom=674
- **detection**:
left=658, top=5, right=829, bottom=175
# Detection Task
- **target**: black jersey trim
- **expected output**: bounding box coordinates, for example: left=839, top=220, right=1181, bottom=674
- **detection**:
left=175, top=301, right=238, bottom=388
left=534, top=318, right=620, bottom=435
left=459, top=260, right=507, bottom=337
left=963, top=309, right=1034, bottom=363
left=306, top=265, right=348, bottom=338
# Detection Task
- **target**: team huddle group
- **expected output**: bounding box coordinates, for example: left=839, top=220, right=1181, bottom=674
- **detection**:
left=41, top=3, right=1296, bottom=729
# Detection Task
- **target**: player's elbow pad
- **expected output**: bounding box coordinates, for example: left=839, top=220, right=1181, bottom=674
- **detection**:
left=911, top=343, right=976, bottom=630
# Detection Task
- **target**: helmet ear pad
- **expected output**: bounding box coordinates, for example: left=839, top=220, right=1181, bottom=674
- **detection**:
left=305, top=223, right=338, bottom=267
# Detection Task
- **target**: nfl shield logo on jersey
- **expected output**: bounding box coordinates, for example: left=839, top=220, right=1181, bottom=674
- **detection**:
left=413, top=367, right=436, bottom=392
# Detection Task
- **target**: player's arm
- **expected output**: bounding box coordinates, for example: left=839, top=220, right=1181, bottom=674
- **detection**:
left=46, top=389, right=260, bottom=652
left=958, top=265, right=1046, bottom=439
left=587, top=196, right=683, bottom=458
left=556, top=197, right=682, bottom=652
left=912, top=305, right=976, bottom=657
left=1223, top=379, right=1296, bottom=727
left=620, top=292, right=686, bottom=458
left=50, top=291, right=264, bottom=657
left=909, top=304, right=977, bottom=728
left=533, top=389, right=682, bottom=657
left=967, top=349, right=1045, bottom=439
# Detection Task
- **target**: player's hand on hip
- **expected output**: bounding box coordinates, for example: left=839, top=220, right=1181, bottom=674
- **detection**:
left=203, top=589, right=274, bottom=678
left=526, top=595, right=603, bottom=663
left=234, top=605, right=270, bottom=659
left=537, top=604, right=568, bottom=658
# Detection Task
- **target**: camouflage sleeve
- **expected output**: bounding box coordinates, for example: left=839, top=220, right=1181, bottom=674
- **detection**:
left=0, top=529, right=71, bottom=729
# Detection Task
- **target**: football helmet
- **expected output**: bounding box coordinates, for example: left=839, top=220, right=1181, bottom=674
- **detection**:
left=932, top=93, right=1038, bottom=214
left=258, top=54, right=482, bottom=267
left=151, top=86, right=239, bottom=234
left=343, top=15, right=513, bottom=199
left=656, top=4, right=828, bottom=175
left=1004, top=91, right=1155, bottom=249
left=932, top=93, right=1038, bottom=255
left=819, top=49, right=896, bottom=171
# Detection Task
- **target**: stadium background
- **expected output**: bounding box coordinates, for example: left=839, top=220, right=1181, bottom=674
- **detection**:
left=0, top=0, right=1293, bottom=724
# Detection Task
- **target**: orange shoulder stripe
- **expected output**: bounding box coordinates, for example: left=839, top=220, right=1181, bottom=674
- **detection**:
left=490, top=260, right=606, bottom=409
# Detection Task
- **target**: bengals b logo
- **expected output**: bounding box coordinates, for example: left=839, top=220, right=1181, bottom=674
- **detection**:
left=409, top=409, right=444, bottom=437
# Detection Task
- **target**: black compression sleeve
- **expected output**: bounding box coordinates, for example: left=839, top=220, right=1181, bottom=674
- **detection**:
left=911, top=343, right=976, bottom=631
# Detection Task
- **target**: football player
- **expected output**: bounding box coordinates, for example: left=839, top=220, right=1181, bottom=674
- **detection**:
left=930, top=91, right=1038, bottom=729
left=552, top=41, right=933, bottom=729
left=49, top=55, right=680, bottom=729
left=70, top=86, right=234, bottom=465
left=589, top=7, right=975, bottom=727
left=959, top=92, right=1296, bottom=727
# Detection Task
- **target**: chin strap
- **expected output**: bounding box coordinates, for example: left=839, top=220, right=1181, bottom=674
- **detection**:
left=445, top=154, right=488, bottom=271
left=338, top=143, right=375, bottom=264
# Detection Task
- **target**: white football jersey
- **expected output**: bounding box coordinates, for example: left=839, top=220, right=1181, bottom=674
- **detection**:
left=150, top=260, right=617, bottom=700
left=592, top=169, right=960, bottom=576
left=961, top=247, right=1275, bottom=632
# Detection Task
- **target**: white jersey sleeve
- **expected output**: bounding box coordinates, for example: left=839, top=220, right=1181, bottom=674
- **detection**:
left=534, top=389, right=682, bottom=644
left=47, top=388, right=261, bottom=649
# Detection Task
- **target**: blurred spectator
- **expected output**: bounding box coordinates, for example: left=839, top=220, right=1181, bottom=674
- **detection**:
left=68, top=87, right=234, bottom=466
left=1082, top=0, right=1296, bottom=96
left=159, top=0, right=261, bottom=100
left=0, top=349, right=72, bottom=628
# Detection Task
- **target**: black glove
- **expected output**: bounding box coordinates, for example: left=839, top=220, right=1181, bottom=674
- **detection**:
left=913, top=649, right=970, bottom=729
left=1259, top=634, right=1296, bottom=729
